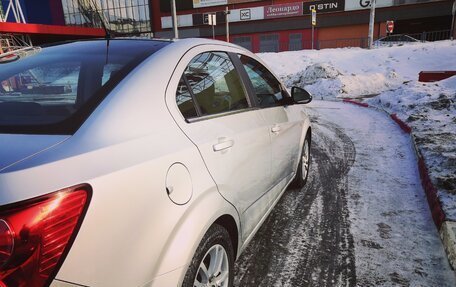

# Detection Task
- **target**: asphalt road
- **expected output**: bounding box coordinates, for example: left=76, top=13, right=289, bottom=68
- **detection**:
left=233, top=101, right=455, bottom=287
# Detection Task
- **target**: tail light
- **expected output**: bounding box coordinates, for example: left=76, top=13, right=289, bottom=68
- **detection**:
left=0, top=184, right=92, bottom=287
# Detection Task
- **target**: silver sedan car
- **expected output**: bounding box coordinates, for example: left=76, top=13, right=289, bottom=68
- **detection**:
left=0, top=38, right=312, bottom=287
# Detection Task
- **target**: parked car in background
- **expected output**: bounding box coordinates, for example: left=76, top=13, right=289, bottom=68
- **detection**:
left=0, top=38, right=312, bottom=287
left=374, top=34, right=420, bottom=47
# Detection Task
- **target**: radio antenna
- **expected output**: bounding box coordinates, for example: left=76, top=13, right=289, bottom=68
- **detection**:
left=89, top=0, right=111, bottom=40
left=77, top=0, right=111, bottom=39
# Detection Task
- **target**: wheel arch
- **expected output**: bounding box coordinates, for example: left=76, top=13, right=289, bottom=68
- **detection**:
left=151, top=189, right=240, bottom=285
left=306, top=126, right=312, bottom=143
left=291, top=120, right=312, bottom=181
left=298, top=121, right=312, bottom=164
left=214, top=214, right=239, bottom=259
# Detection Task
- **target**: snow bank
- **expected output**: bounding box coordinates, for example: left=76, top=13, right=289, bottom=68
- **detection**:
left=259, top=40, right=456, bottom=220
left=441, top=75, right=456, bottom=90
left=260, top=40, right=456, bottom=99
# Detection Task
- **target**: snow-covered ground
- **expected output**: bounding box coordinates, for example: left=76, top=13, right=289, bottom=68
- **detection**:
left=259, top=41, right=456, bottom=220
left=234, top=100, right=455, bottom=286
left=308, top=100, right=455, bottom=286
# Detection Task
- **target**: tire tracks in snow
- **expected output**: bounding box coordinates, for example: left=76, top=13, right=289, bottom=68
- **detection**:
left=234, top=112, right=357, bottom=287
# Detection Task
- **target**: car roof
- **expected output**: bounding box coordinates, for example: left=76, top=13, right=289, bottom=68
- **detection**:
left=77, top=37, right=244, bottom=48
left=63, top=37, right=252, bottom=56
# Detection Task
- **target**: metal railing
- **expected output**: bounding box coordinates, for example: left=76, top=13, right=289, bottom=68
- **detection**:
left=408, top=30, right=451, bottom=42
left=316, top=38, right=369, bottom=49
left=257, top=37, right=368, bottom=52
left=250, top=29, right=451, bottom=53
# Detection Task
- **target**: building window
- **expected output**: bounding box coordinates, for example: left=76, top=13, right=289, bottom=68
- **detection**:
left=232, top=36, right=252, bottom=52
left=289, top=33, right=302, bottom=51
left=259, top=34, right=279, bottom=53
left=61, top=0, right=151, bottom=36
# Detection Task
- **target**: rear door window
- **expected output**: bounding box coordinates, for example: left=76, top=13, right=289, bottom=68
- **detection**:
left=178, top=52, right=249, bottom=117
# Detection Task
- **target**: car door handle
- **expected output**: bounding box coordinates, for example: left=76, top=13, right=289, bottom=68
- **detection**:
left=212, top=139, right=234, bottom=152
left=271, top=125, right=281, bottom=134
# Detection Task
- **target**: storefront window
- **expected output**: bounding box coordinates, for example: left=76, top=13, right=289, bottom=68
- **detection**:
left=232, top=36, right=253, bottom=52
left=259, top=34, right=279, bottom=53
left=289, top=33, right=302, bottom=51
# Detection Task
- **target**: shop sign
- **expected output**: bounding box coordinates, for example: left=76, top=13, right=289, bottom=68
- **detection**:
left=303, top=0, right=345, bottom=14
left=161, top=15, right=193, bottom=29
left=228, top=6, right=264, bottom=22
left=193, top=0, right=227, bottom=8
left=192, top=0, right=261, bottom=8
left=344, top=0, right=393, bottom=11
left=193, top=12, right=226, bottom=25
left=240, top=9, right=251, bottom=20
left=228, top=0, right=262, bottom=3
left=264, top=3, right=303, bottom=19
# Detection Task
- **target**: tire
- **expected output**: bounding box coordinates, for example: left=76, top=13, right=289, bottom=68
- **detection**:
left=291, top=134, right=311, bottom=188
left=182, top=224, right=234, bottom=287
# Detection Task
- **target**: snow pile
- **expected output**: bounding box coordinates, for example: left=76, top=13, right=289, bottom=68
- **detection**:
left=338, top=71, right=400, bottom=97
left=441, top=75, right=456, bottom=90
left=284, top=63, right=342, bottom=98
left=299, top=63, right=341, bottom=84
left=260, top=40, right=456, bottom=99
left=285, top=65, right=402, bottom=99
left=259, top=40, right=456, bottom=220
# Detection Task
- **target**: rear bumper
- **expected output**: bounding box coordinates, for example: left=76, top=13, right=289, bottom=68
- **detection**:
left=147, top=266, right=185, bottom=287
left=50, top=280, right=83, bottom=287
left=50, top=267, right=185, bottom=287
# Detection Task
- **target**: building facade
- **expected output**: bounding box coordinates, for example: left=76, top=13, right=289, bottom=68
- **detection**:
left=0, top=0, right=152, bottom=48
left=0, top=0, right=104, bottom=52
left=0, top=0, right=454, bottom=53
left=151, top=0, right=454, bottom=52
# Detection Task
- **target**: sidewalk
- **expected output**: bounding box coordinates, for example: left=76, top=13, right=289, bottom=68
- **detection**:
left=344, top=98, right=456, bottom=271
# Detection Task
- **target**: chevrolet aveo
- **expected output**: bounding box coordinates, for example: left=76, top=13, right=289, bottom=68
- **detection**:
left=0, top=38, right=312, bottom=287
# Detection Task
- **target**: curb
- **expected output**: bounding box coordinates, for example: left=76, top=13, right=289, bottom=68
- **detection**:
left=417, top=155, right=446, bottom=228
left=343, top=99, right=456, bottom=269
left=342, top=98, right=369, bottom=108
left=390, top=113, right=412, bottom=134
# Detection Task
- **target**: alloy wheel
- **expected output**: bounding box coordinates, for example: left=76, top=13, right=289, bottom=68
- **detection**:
left=194, top=244, right=229, bottom=287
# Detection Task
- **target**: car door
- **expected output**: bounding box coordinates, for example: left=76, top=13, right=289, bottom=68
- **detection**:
left=166, top=49, right=274, bottom=240
left=237, top=55, right=303, bottom=192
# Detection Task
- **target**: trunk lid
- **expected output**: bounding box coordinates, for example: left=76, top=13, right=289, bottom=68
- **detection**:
left=0, top=134, right=69, bottom=172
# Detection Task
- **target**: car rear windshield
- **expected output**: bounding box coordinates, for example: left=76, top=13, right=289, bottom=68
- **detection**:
left=0, top=39, right=169, bottom=134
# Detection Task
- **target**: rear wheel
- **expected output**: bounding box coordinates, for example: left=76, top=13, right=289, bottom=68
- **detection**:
left=292, top=134, right=311, bottom=188
left=182, top=224, right=234, bottom=287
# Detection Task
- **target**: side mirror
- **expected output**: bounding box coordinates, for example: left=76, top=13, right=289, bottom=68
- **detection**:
left=291, top=87, right=312, bottom=104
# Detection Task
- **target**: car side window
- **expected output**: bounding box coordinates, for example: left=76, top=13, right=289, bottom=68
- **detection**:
left=181, top=52, right=249, bottom=117
left=176, top=76, right=198, bottom=119
left=239, top=55, right=283, bottom=108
